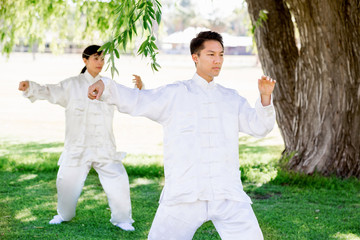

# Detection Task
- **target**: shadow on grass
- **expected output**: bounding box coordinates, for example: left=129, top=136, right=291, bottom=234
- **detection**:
left=0, top=141, right=64, bottom=152
left=1, top=140, right=359, bottom=239
left=0, top=141, right=63, bottom=172
left=238, top=136, right=284, bottom=155
left=2, top=170, right=359, bottom=240
left=0, top=170, right=221, bottom=240
left=0, top=171, right=163, bottom=239
left=245, top=172, right=360, bottom=240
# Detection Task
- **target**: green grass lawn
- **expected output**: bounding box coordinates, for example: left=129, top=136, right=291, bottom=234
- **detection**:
left=0, top=140, right=359, bottom=240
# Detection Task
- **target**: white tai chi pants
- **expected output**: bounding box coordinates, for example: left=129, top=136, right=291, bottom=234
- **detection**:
left=56, top=161, right=133, bottom=225
left=148, top=200, right=263, bottom=240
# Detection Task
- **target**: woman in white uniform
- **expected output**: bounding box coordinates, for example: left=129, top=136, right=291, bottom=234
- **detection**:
left=18, top=45, right=143, bottom=231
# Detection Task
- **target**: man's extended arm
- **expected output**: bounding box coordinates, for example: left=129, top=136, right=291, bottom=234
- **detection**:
left=88, top=78, right=177, bottom=124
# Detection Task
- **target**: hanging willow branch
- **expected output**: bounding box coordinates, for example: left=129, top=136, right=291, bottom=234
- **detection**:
left=0, top=0, right=162, bottom=77
left=100, top=0, right=162, bottom=77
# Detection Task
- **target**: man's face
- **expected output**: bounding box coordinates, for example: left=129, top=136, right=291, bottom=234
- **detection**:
left=192, top=40, right=224, bottom=82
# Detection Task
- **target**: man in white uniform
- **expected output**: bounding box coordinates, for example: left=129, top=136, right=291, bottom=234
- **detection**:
left=88, top=31, right=276, bottom=239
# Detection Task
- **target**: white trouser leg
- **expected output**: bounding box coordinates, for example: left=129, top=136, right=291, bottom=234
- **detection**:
left=148, top=200, right=263, bottom=240
left=148, top=201, right=207, bottom=240
left=92, top=162, right=133, bottom=225
left=210, top=200, right=263, bottom=240
left=56, top=163, right=91, bottom=221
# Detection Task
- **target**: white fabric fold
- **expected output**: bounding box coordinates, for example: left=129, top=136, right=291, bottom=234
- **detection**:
left=23, top=71, right=126, bottom=166
left=101, top=73, right=276, bottom=205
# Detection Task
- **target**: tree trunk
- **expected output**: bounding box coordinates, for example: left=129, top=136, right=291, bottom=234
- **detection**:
left=245, top=0, right=360, bottom=178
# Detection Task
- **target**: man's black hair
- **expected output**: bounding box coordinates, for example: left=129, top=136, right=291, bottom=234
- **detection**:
left=190, top=31, right=224, bottom=55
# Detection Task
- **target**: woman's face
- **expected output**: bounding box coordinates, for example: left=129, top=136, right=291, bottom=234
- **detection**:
left=83, top=53, right=105, bottom=77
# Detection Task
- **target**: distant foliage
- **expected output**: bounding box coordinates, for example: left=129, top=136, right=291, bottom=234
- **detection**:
left=0, top=0, right=162, bottom=76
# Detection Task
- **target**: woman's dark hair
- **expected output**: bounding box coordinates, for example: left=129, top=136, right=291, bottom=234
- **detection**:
left=80, top=45, right=103, bottom=74
left=190, top=31, right=224, bottom=55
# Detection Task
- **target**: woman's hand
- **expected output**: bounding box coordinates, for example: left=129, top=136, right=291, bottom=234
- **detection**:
left=133, top=74, right=143, bottom=90
left=18, top=81, right=29, bottom=91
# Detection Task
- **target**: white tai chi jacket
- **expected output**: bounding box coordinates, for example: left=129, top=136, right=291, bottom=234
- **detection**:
left=23, top=71, right=126, bottom=166
left=102, top=73, right=275, bottom=205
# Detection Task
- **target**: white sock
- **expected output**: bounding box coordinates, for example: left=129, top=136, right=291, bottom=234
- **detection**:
left=49, top=215, right=64, bottom=224
left=116, top=222, right=135, bottom=231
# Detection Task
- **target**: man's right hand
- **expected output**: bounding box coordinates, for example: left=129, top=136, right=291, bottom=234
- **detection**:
left=18, top=81, right=29, bottom=91
left=88, top=80, right=104, bottom=100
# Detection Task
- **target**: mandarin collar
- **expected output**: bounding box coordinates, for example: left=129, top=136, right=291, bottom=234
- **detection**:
left=84, top=70, right=101, bottom=83
left=192, top=73, right=216, bottom=89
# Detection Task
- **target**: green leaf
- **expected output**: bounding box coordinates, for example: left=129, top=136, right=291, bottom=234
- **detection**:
left=143, top=18, right=148, bottom=30
left=138, top=2, right=146, bottom=9
left=155, top=11, right=161, bottom=24
left=138, top=40, right=148, bottom=51
left=143, top=46, right=149, bottom=57
left=114, top=48, right=120, bottom=58
left=150, top=41, right=158, bottom=50
left=146, top=0, right=153, bottom=7
left=135, top=10, right=144, bottom=21
left=128, top=28, right=133, bottom=41
left=122, top=32, right=128, bottom=50
left=147, top=8, right=155, bottom=19
left=154, top=0, right=162, bottom=7
left=99, top=41, right=112, bottom=51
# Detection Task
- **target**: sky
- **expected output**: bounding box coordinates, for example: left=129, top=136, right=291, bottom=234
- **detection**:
left=193, top=0, right=246, bottom=19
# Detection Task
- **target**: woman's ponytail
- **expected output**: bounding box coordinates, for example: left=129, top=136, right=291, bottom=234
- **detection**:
left=81, top=66, right=87, bottom=74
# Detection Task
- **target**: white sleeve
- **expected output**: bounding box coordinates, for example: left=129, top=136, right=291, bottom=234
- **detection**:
left=238, top=96, right=276, bottom=138
left=101, top=77, right=176, bottom=124
left=23, top=80, right=68, bottom=107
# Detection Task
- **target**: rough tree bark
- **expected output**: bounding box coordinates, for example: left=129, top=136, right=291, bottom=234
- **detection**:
left=245, top=0, right=360, bottom=178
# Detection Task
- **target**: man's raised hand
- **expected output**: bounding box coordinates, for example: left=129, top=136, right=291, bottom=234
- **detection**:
left=258, top=75, right=276, bottom=96
left=88, top=80, right=105, bottom=100
left=258, top=75, right=276, bottom=106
